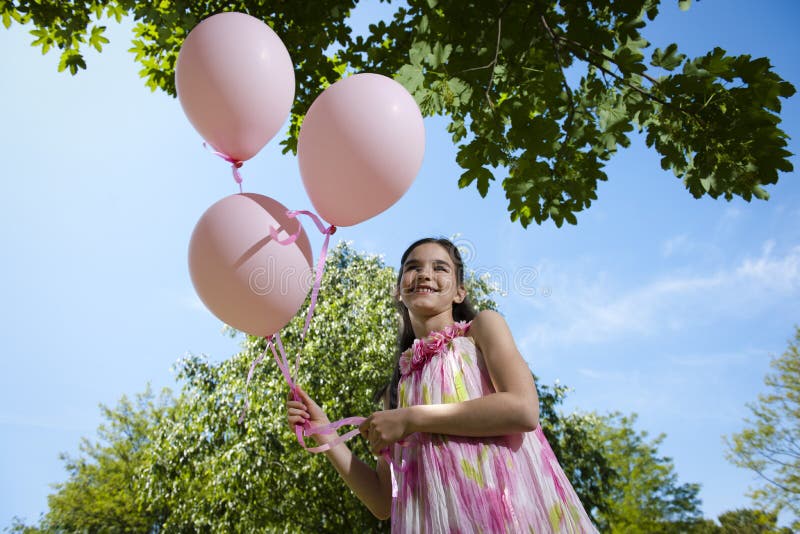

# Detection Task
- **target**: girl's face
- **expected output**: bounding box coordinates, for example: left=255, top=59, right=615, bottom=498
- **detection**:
left=398, top=242, right=466, bottom=317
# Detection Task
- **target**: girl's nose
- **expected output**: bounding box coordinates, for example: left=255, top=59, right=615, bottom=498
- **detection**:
left=416, top=267, right=432, bottom=280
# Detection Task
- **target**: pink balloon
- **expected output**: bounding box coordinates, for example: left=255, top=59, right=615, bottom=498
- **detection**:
left=188, top=194, right=313, bottom=337
left=297, top=73, right=425, bottom=226
left=176, top=12, right=295, bottom=162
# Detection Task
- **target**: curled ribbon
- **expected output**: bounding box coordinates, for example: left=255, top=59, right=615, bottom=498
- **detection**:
left=203, top=142, right=244, bottom=193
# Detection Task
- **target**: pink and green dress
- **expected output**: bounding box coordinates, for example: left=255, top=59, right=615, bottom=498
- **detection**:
left=391, top=321, right=598, bottom=533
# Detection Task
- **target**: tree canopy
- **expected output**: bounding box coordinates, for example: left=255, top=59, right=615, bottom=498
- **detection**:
left=725, top=326, right=800, bottom=531
left=2, top=0, right=794, bottom=227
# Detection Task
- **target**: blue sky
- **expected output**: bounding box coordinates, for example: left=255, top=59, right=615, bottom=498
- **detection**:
left=2, top=0, right=799, bottom=527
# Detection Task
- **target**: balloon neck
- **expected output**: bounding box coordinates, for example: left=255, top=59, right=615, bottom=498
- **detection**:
left=328, top=225, right=337, bottom=235
left=234, top=161, right=243, bottom=169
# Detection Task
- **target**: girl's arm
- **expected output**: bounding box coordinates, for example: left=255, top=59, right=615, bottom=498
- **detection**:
left=361, top=310, right=539, bottom=455
left=287, top=387, right=393, bottom=520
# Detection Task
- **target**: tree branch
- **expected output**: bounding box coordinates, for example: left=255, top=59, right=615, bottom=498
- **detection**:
left=484, top=15, right=502, bottom=109
left=552, top=34, right=703, bottom=125
left=733, top=448, right=797, bottom=496
left=540, top=14, right=575, bottom=137
left=555, top=35, right=661, bottom=86
left=563, top=41, right=672, bottom=108
left=462, top=1, right=513, bottom=109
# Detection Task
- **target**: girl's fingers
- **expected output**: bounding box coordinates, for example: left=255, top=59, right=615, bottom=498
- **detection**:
left=287, top=407, right=311, bottom=419
left=293, top=386, right=310, bottom=402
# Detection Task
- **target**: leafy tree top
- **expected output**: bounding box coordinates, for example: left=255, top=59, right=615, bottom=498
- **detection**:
left=3, top=0, right=794, bottom=227
left=726, top=326, right=800, bottom=531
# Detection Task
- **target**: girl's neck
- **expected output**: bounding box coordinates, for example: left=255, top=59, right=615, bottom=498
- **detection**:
left=409, top=310, right=457, bottom=339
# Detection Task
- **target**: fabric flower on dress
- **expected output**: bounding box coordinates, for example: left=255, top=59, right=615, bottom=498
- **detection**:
left=399, top=321, right=472, bottom=376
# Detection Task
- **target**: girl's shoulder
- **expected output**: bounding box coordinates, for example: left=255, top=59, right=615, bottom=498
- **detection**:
left=468, top=310, right=513, bottom=354
left=469, top=309, right=508, bottom=334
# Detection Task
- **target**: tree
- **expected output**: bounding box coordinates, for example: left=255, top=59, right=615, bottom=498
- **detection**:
left=537, top=380, right=617, bottom=521
left=7, top=387, right=172, bottom=533
left=659, top=508, right=795, bottom=534
left=716, top=508, right=793, bottom=534
left=575, top=411, right=703, bottom=532
left=136, top=243, right=402, bottom=532
left=2, top=1, right=794, bottom=227
left=725, top=326, right=800, bottom=531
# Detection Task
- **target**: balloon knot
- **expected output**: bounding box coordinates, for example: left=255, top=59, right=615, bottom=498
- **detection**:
left=328, top=226, right=337, bottom=235
left=234, top=161, right=243, bottom=169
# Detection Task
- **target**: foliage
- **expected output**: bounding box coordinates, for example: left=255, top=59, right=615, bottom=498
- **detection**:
left=576, top=412, right=703, bottom=532
left=2, top=0, right=794, bottom=227
left=137, top=242, right=399, bottom=532
left=6, top=386, right=172, bottom=533
left=663, top=508, right=794, bottom=534
left=715, top=508, right=793, bottom=533
left=725, top=326, right=800, bottom=531
left=537, top=381, right=617, bottom=520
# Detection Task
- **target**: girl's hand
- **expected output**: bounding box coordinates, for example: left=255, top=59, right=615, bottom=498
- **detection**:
left=286, top=386, right=334, bottom=445
left=358, top=408, right=412, bottom=456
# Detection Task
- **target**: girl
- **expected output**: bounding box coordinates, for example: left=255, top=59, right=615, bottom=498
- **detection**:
left=287, top=237, right=597, bottom=532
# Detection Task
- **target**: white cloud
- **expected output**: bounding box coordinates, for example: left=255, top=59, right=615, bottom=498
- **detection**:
left=735, top=240, right=799, bottom=292
left=519, top=242, right=800, bottom=351
left=668, top=348, right=764, bottom=368
left=661, top=233, right=690, bottom=257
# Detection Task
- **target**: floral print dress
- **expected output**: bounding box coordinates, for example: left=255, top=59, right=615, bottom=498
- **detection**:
left=391, top=321, right=598, bottom=533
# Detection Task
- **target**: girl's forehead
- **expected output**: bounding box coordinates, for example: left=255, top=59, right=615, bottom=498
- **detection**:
left=404, top=242, right=454, bottom=264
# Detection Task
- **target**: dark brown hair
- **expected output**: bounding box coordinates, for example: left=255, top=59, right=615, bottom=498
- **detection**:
left=375, top=237, right=477, bottom=409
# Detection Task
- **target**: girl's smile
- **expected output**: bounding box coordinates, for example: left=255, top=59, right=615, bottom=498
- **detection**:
left=411, top=286, right=436, bottom=293
left=398, top=243, right=465, bottom=321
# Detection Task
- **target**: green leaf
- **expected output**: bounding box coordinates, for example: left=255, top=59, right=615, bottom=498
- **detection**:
left=678, top=0, right=691, bottom=11
left=89, top=26, right=110, bottom=52
left=699, top=175, right=716, bottom=193
left=409, top=40, right=431, bottom=67
left=651, top=43, right=685, bottom=71
left=427, top=42, right=452, bottom=69
left=57, top=49, right=87, bottom=74
left=459, top=167, right=494, bottom=197
left=395, top=64, right=424, bottom=94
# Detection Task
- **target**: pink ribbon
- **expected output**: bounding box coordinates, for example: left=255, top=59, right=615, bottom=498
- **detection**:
left=274, top=334, right=402, bottom=496
left=239, top=209, right=404, bottom=497
left=239, top=210, right=336, bottom=423
left=268, top=210, right=336, bottom=341
left=203, top=142, right=244, bottom=193
left=238, top=332, right=402, bottom=496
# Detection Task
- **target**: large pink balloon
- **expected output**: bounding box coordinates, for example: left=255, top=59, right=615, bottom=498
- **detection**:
left=297, top=73, right=425, bottom=226
left=176, top=12, right=295, bottom=162
left=188, top=194, right=313, bottom=337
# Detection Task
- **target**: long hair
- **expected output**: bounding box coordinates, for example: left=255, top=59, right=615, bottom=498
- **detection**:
left=375, top=237, right=477, bottom=409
